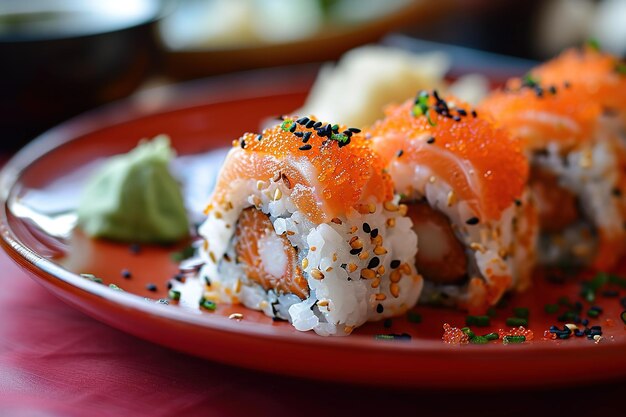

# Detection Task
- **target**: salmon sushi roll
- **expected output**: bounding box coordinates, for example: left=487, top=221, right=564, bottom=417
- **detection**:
left=196, top=117, right=422, bottom=336
left=369, top=91, right=537, bottom=314
left=481, top=46, right=626, bottom=270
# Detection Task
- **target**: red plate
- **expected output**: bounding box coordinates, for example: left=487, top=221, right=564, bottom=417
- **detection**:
left=2, top=66, right=626, bottom=389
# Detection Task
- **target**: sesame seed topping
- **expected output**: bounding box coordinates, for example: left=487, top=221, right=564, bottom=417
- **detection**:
left=299, top=144, right=312, bottom=151
left=390, top=260, right=401, bottom=269
left=396, top=149, right=404, bottom=157
left=466, top=217, right=480, bottom=225
left=367, top=257, right=380, bottom=269
left=363, top=223, right=371, bottom=233
left=427, top=137, right=435, bottom=144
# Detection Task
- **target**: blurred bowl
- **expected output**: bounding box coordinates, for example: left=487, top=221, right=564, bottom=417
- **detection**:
left=0, top=0, right=166, bottom=149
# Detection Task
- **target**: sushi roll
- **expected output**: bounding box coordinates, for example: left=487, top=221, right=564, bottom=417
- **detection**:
left=197, top=117, right=422, bottom=336
left=369, top=91, right=537, bottom=314
left=481, top=46, right=626, bottom=270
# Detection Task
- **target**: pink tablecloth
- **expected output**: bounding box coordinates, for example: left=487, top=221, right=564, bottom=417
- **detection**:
left=0, top=247, right=623, bottom=417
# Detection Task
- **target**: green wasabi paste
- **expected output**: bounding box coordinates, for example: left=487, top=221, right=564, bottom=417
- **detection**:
left=77, top=135, right=189, bottom=243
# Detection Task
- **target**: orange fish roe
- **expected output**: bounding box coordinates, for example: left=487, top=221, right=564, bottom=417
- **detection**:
left=369, top=93, right=528, bottom=221
left=498, top=326, right=534, bottom=341
left=213, top=117, right=393, bottom=224
left=532, top=46, right=626, bottom=115
left=480, top=77, right=601, bottom=150
left=442, top=323, right=469, bottom=345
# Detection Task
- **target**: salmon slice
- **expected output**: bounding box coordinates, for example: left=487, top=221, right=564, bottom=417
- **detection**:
left=405, top=201, right=468, bottom=284
left=234, top=208, right=308, bottom=299
left=369, top=93, right=529, bottom=221
left=211, top=117, right=394, bottom=224
left=532, top=46, right=626, bottom=116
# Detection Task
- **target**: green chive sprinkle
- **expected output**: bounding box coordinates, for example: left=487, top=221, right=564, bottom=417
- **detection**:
left=484, top=332, right=499, bottom=341
left=168, top=289, right=181, bottom=301
left=108, top=283, right=124, bottom=291
left=280, top=119, right=294, bottom=132
left=374, top=334, right=395, bottom=341
left=522, top=73, right=539, bottom=87
left=502, top=335, right=526, bottom=344
left=466, top=315, right=490, bottom=327
left=461, top=327, right=475, bottom=339
left=544, top=303, right=559, bottom=314
left=586, top=38, right=601, bottom=51
left=506, top=317, right=528, bottom=327
left=330, top=133, right=349, bottom=143
left=621, top=310, right=626, bottom=325
left=513, top=307, right=529, bottom=319
left=200, top=298, right=217, bottom=311
left=470, top=336, right=489, bottom=344
left=407, top=311, right=422, bottom=324
left=587, top=309, right=600, bottom=318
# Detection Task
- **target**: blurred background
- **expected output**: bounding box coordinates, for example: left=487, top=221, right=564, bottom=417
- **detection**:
left=1, top=0, right=625, bottom=150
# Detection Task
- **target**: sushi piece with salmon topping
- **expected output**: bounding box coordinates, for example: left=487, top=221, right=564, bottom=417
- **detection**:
left=196, top=117, right=423, bottom=336
left=369, top=91, right=538, bottom=314
left=481, top=45, right=626, bottom=271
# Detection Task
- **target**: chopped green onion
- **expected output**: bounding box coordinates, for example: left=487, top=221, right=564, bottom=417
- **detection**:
left=280, top=119, right=294, bottom=132
left=621, top=310, right=626, bottom=325
left=168, top=289, right=181, bottom=301
left=374, top=334, right=394, bottom=341
left=470, top=336, right=489, bottom=344
left=522, top=73, right=539, bottom=87
left=586, top=38, right=601, bottom=51
left=506, top=317, right=528, bottom=327
left=407, top=311, right=422, bottom=324
left=466, top=315, right=490, bottom=327
left=502, top=335, right=526, bottom=344
left=483, top=332, right=499, bottom=341
left=513, top=307, right=529, bottom=319
left=461, top=327, right=475, bottom=339
left=200, top=298, right=217, bottom=311
left=587, top=309, right=600, bottom=318
left=330, top=133, right=349, bottom=143
left=108, top=283, right=124, bottom=291
left=544, top=303, right=559, bottom=314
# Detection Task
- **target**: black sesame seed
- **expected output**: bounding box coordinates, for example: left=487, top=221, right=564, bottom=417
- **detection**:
left=306, top=120, right=315, bottom=129
left=383, top=318, right=393, bottom=328
left=368, top=257, right=380, bottom=269
left=167, top=281, right=173, bottom=290
left=471, top=109, right=477, bottom=118
left=348, top=127, right=361, bottom=133
left=129, top=244, right=141, bottom=254
left=296, top=117, right=309, bottom=125
left=390, top=260, right=401, bottom=269
left=620, top=297, right=626, bottom=308
left=342, top=130, right=353, bottom=138
left=376, top=303, right=384, bottom=314
left=426, top=137, right=435, bottom=144
left=457, top=109, right=467, bottom=116
left=299, top=144, right=312, bottom=151
left=240, top=139, right=246, bottom=149
left=549, top=85, right=557, bottom=95
left=302, top=131, right=311, bottom=143
left=294, top=131, right=304, bottom=137
left=514, top=199, right=522, bottom=207
left=370, top=228, right=379, bottom=238
left=564, top=81, right=571, bottom=88
left=174, top=273, right=184, bottom=282
left=396, top=149, right=404, bottom=157
left=612, top=188, right=622, bottom=197
left=452, top=115, right=461, bottom=122
left=466, top=217, right=480, bottom=225
left=313, top=121, right=322, bottom=129
left=350, top=247, right=363, bottom=255
left=601, top=289, right=619, bottom=297
left=146, top=283, right=157, bottom=292
left=121, top=269, right=131, bottom=279
left=363, top=223, right=371, bottom=233
left=256, top=134, right=263, bottom=141
left=289, top=123, right=297, bottom=133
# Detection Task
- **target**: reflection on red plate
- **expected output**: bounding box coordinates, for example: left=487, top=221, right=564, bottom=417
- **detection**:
left=2, top=67, right=626, bottom=389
